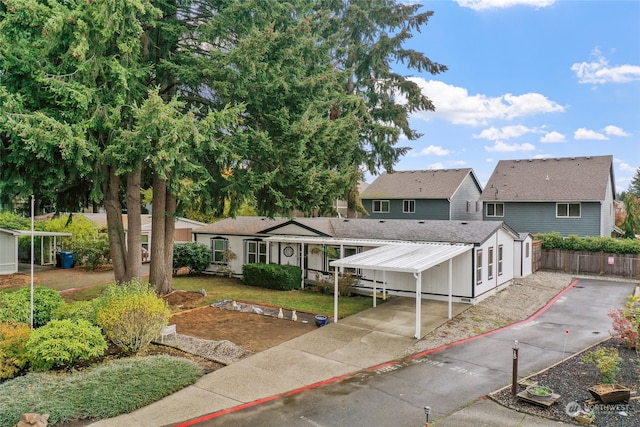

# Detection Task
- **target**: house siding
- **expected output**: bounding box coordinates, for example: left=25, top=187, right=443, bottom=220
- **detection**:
left=601, top=174, right=615, bottom=236
left=362, top=198, right=450, bottom=220
left=483, top=202, right=602, bottom=236
left=450, top=175, right=482, bottom=221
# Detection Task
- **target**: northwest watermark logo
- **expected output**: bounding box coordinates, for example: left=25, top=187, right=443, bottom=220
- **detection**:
left=565, top=401, right=630, bottom=417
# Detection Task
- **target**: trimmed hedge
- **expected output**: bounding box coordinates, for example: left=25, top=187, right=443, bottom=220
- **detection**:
left=535, top=232, right=640, bottom=254
left=242, top=263, right=302, bottom=291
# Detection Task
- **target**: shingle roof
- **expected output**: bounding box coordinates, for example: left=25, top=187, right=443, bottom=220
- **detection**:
left=193, top=216, right=515, bottom=245
left=360, top=168, right=479, bottom=199
left=478, top=155, right=614, bottom=202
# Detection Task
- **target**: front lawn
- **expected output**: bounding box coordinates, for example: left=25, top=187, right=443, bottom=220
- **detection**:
left=64, top=274, right=380, bottom=319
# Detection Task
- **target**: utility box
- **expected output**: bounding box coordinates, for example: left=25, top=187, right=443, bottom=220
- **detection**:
left=59, top=251, right=75, bottom=269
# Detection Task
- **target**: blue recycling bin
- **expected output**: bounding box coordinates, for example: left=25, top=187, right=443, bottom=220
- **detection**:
left=59, top=251, right=75, bottom=269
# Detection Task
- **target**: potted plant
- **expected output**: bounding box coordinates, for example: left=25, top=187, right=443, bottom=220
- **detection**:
left=525, top=384, right=553, bottom=400
left=574, top=410, right=596, bottom=424
left=582, top=347, right=631, bottom=403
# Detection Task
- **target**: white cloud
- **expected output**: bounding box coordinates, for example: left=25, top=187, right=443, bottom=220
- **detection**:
left=474, top=125, right=533, bottom=140
left=409, top=79, right=565, bottom=126
left=455, top=0, right=555, bottom=10
left=450, top=160, right=467, bottom=166
left=533, top=153, right=553, bottom=159
left=604, top=125, right=629, bottom=137
left=571, top=49, right=640, bottom=84
left=614, top=159, right=637, bottom=173
left=540, top=131, right=565, bottom=143
left=574, top=128, right=608, bottom=140
left=427, top=162, right=446, bottom=169
left=410, top=145, right=450, bottom=157
left=485, top=141, right=536, bottom=152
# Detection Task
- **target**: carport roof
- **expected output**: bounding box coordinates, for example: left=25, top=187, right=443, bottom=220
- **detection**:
left=330, top=243, right=472, bottom=274
left=0, top=228, right=71, bottom=237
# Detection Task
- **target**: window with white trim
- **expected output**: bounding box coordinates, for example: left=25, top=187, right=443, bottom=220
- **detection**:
left=498, top=244, right=503, bottom=276
left=403, top=200, right=415, bottom=213
left=556, top=203, right=580, bottom=218
left=245, top=240, right=267, bottom=264
left=486, top=203, right=504, bottom=217
left=372, top=200, right=390, bottom=213
left=488, top=246, right=494, bottom=280
left=211, top=237, right=228, bottom=264
left=525, top=242, right=530, bottom=258
left=476, top=249, right=483, bottom=284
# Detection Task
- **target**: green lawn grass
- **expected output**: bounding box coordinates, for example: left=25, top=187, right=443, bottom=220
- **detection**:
left=0, top=356, right=202, bottom=426
left=63, top=274, right=380, bottom=319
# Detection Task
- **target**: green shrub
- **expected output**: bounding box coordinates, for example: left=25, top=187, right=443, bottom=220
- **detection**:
left=72, top=234, right=111, bottom=270
left=95, top=280, right=171, bottom=354
left=582, top=347, right=622, bottom=384
left=0, top=286, right=64, bottom=327
left=0, top=322, right=31, bottom=379
left=243, top=263, right=302, bottom=291
left=26, top=319, right=107, bottom=371
left=52, top=300, right=97, bottom=325
left=535, top=232, right=640, bottom=254
left=313, top=272, right=360, bottom=296
left=173, top=242, right=210, bottom=274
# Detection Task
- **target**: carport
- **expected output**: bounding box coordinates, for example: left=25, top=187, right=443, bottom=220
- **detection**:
left=0, top=229, right=71, bottom=274
left=330, top=243, right=472, bottom=339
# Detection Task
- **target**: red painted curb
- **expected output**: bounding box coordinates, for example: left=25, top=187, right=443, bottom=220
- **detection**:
left=172, top=279, right=580, bottom=426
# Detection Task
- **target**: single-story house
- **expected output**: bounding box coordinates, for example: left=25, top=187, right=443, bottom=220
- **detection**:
left=79, top=213, right=205, bottom=262
left=192, top=216, right=533, bottom=336
left=0, top=228, right=71, bottom=274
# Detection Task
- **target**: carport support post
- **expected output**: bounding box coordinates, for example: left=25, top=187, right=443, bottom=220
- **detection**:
left=334, top=269, right=339, bottom=323
left=414, top=272, right=421, bottom=339
left=373, top=270, right=377, bottom=308
left=448, top=259, right=453, bottom=319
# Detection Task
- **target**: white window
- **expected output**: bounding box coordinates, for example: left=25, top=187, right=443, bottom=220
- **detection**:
left=525, top=242, right=530, bottom=258
left=373, top=200, right=390, bottom=213
left=488, top=246, right=494, bottom=280
left=486, top=203, right=504, bottom=217
left=211, top=238, right=228, bottom=264
left=476, top=249, right=483, bottom=284
left=498, top=244, right=503, bottom=276
left=245, top=240, right=267, bottom=264
left=403, top=200, right=415, bottom=213
left=556, top=203, right=580, bottom=218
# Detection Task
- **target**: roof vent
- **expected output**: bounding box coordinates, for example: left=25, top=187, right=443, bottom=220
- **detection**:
left=379, top=220, right=385, bottom=223
left=343, top=219, right=349, bottom=222
left=461, top=221, right=468, bottom=225
left=418, top=221, right=425, bottom=224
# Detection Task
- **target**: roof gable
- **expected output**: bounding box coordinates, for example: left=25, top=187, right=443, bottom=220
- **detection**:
left=479, top=155, right=614, bottom=202
left=361, top=168, right=478, bottom=199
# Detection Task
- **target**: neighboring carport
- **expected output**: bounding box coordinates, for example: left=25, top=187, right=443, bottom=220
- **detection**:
left=0, top=228, right=71, bottom=274
left=330, top=243, right=472, bottom=339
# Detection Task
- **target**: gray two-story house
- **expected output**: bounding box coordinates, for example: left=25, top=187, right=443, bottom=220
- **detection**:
left=359, top=168, right=483, bottom=221
left=479, top=155, right=616, bottom=237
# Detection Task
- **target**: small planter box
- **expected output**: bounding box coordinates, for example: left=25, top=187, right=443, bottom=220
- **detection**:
left=588, top=384, right=631, bottom=403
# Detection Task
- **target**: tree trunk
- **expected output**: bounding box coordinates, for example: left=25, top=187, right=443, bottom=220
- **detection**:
left=125, top=169, right=142, bottom=281
left=150, top=173, right=174, bottom=294
left=103, top=166, right=127, bottom=283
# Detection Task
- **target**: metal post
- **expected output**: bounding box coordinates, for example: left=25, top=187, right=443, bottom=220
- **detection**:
left=512, top=340, right=519, bottom=395
left=424, top=406, right=431, bottom=427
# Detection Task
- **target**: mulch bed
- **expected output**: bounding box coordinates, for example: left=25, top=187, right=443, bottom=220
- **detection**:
left=490, top=338, right=639, bottom=426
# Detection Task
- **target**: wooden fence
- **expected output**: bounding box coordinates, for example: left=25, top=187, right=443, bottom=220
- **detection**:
left=541, top=249, right=640, bottom=279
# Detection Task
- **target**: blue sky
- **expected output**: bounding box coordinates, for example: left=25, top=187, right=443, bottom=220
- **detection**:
left=380, top=0, right=640, bottom=194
